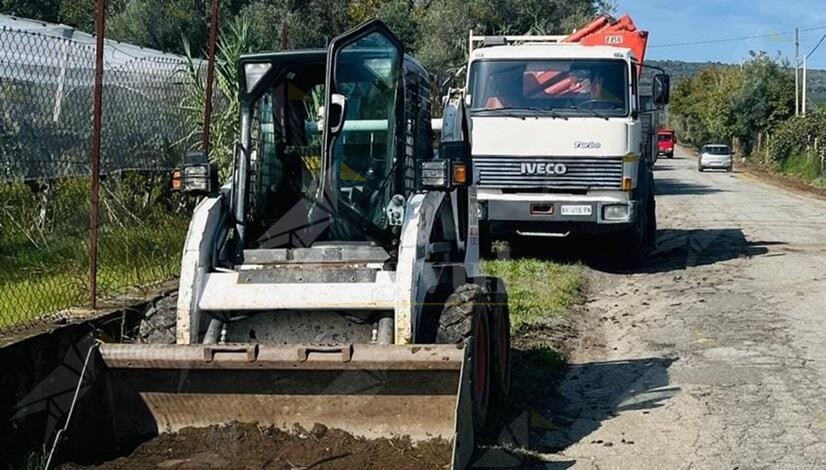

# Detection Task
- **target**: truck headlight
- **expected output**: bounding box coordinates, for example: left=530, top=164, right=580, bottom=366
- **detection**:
left=603, top=205, right=629, bottom=221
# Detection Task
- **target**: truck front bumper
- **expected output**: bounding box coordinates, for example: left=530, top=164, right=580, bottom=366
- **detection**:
left=478, top=191, right=638, bottom=236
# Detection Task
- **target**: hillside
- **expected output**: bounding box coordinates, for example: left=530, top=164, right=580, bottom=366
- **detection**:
left=648, top=59, right=826, bottom=107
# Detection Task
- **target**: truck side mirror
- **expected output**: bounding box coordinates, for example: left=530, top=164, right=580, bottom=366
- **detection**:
left=653, top=74, right=670, bottom=106
left=171, top=150, right=218, bottom=196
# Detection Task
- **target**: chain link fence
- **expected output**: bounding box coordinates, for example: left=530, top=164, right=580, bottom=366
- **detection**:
left=0, top=16, right=199, bottom=333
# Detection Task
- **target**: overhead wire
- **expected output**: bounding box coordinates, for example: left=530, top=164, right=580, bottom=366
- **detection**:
left=650, top=25, right=826, bottom=48
left=805, top=33, right=826, bottom=59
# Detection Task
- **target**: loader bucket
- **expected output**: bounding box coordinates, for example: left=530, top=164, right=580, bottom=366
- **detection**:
left=67, top=343, right=475, bottom=469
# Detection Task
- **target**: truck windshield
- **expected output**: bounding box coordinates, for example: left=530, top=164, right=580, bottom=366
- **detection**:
left=468, top=59, right=629, bottom=117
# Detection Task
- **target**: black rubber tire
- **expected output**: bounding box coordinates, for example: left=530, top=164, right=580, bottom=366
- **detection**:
left=479, top=222, right=493, bottom=259
left=479, top=277, right=511, bottom=406
left=138, top=292, right=178, bottom=344
left=614, top=227, right=643, bottom=269
left=644, top=190, right=657, bottom=250
left=698, top=166, right=704, bottom=172
left=436, top=283, right=492, bottom=432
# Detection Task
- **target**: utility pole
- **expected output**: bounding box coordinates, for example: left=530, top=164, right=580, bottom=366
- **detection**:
left=803, top=55, right=807, bottom=116
left=802, top=32, right=826, bottom=118
left=795, top=27, right=799, bottom=117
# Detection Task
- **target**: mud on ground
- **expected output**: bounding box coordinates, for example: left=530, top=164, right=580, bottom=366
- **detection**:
left=60, top=423, right=451, bottom=470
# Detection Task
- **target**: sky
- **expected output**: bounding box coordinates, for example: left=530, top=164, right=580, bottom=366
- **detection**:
left=616, top=0, right=826, bottom=69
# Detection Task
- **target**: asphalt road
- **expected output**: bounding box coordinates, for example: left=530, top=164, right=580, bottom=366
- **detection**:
left=542, top=146, right=826, bottom=469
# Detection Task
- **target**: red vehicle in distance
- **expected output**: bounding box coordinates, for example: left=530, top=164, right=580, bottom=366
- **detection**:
left=657, top=128, right=675, bottom=158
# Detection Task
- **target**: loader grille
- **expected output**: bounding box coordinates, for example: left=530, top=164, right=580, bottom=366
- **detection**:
left=474, top=156, right=624, bottom=190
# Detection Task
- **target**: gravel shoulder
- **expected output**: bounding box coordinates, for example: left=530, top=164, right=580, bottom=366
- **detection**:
left=534, top=147, right=826, bottom=469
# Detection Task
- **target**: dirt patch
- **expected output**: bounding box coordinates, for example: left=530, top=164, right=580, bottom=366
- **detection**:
left=737, top=159, right=826, bottom=201
left=478, top=275, right=602, bottom=450
left=60, top=423, right=451, bottom=470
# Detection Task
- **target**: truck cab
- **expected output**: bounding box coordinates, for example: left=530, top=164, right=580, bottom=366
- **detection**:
left=466, top=21, right=669, bottom=264
left=657, top=128, right=676, bottom=158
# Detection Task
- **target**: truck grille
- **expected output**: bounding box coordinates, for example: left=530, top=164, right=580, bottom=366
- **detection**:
left=474, top=156, right=624, bottom=190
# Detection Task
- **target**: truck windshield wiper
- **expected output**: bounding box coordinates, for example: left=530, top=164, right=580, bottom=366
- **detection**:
left=470, top=107, right=567, bottom=120
left=570, top=105, right=610, bottom=121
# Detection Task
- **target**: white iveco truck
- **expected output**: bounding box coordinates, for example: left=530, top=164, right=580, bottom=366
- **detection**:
left=466, top=15, right=670, bottom=265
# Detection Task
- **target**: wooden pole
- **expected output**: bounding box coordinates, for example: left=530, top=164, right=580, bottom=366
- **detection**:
left=202, top=0, right=220, bottom=154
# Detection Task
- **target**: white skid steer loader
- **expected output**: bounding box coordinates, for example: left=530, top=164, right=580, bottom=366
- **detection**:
left=67, top=20, right=510, bottom=469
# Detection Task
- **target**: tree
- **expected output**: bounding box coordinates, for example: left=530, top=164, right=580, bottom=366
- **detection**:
left=240, top=0, right=351, bottom=51
left=669, top=65, right=743, bottom=146
left=732, top=52, right=794, bottom=154
left=416, top=0, right=604, bottom=83
left=106, top=0, right=209, bottom=54
left=0, top=0, right=123, bottom=31
left=0, top=0, right=60, bottom=22
left=57, top=0, right=96, bottom=31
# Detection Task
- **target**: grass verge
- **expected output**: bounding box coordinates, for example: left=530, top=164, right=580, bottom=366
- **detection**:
left=0, top=222, right=187, bottom=329
left=482, top=258, right=583, bottom=330
left=779, top=152, right=824, bottom=183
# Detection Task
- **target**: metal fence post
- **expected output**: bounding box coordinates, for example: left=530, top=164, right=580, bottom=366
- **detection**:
left=202, top=0, right=220, bottom=155
left=89, top=0, right=106, bottom=309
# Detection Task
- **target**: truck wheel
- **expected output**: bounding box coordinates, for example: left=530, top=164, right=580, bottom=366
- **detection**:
left=615, top=228, right=643, bottom=269
left=613, top=196, right=647, bottom=269
left=437, top=283, right=492, bottom=432
left=645, top=191, right=657, bottom=249
left=138, top=292, right=177, bottom=344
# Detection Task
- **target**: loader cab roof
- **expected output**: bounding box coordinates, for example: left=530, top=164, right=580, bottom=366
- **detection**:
left=469, top=44, right=635, bottom=62
left=239, top=48, right=428, bottom=102
left=239, top=49, right=327, bottom=100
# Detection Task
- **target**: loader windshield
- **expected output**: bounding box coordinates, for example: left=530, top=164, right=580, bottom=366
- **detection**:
left=240, top=36, right=403, bottom=249
left=243, top=59, right=328, bottom=249
left=468, top=59, right=629, bottom=117
left=322, top=32, right=403, bottom=244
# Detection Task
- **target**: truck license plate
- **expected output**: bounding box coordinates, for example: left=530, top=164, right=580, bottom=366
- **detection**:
left=561, top=205, right=592, bottom=216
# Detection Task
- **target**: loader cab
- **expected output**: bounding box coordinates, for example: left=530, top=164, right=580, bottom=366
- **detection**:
left=235, top=23, right=433, bottom=252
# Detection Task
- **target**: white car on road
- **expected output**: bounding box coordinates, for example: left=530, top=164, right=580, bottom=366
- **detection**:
left=698, top=144, right=733, bottom=172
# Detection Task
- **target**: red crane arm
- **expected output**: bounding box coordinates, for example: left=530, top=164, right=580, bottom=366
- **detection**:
left=563, top=15, right=649, bottom=69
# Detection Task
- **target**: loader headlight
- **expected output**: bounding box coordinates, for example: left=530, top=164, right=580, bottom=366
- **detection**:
left=183, top=165, right=209, bottom=191
left=419, top=159, right=451, bottom=189
left=172, top=150, right=218, bottom=196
